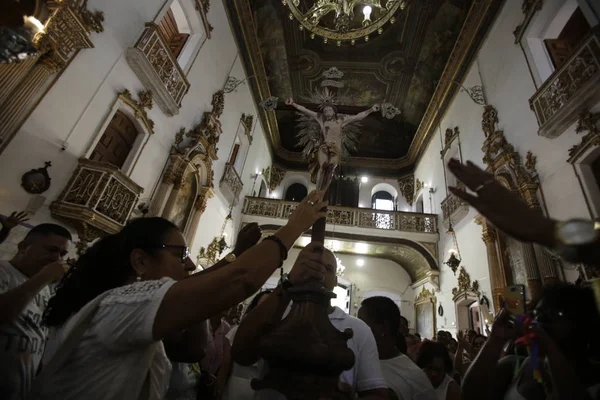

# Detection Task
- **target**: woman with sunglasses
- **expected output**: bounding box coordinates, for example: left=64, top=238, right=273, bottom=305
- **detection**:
left=32, top=190, right=327, bottom=400
left=462, top=283, right=600, bottom=400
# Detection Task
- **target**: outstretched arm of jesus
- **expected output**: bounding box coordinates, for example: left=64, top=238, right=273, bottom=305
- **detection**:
left=342, top=104, right=380, bottom=126
left=285, top=98, right=319, bottom=120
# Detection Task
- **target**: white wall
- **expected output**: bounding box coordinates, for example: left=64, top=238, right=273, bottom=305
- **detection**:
left=413, top=1, right=597, bottom=336
left=0, top=0, right=272, bottom=261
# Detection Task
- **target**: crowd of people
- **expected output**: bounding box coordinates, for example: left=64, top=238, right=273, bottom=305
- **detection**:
left=0, top=160, right=598, bottom=400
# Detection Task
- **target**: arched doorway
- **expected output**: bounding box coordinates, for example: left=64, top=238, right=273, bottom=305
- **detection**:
left=284, top=183, right=308, bottom=202
left=90, top=110, right=139, bottom=169
left=258, top=180, right=267, bottom=198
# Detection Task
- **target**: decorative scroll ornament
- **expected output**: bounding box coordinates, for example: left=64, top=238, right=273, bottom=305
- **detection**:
left=269, top=165, right=286, bottom=191
left=398, top=174, right=415, bottom=206
left=118, top=89, right=155, bottom=133
left=173, top=90, right=224, bottom=160
left=259, top=96, right=279, bottom=111
left=241, top=113, right=254, bottom=141
left=568, top=110, right=600, bottom=162
left=445, top=127, right=459, bottom=148
left=452, top=266, right=479, bottom=297
left=323, top=67, right=344, bottom=79
left=513, top=0, right=543, bottom=43
left=482, top=105, right=498, bottom=138
left=416, top=286, right=435, bottom=302
left=380, top=103, right=401, bottom=119
left=224, top=76, right=244, bottom=93
left=460, top=85, right=486, bottom=106
left=415, top=178, right=424, bottom=194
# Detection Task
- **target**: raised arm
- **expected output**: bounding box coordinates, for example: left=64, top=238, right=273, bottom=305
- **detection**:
left=153, top=191, right=328, bottom=340
left=342, top=104, right=379, bottom=126
left=286, top=98, right=319, bottom=120
left=0, top=211, right=29, bottom=244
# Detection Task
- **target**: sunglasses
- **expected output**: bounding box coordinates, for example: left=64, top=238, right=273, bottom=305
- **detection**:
left=149, top=244, right=192, bottom=264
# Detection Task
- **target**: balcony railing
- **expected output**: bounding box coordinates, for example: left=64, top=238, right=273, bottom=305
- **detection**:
left=50, top=159, right=144, bottom=238
left=530, top=30, right=600, bottom=138
left=126, top=23, right=191, bottom=116
left=440, top=193, right=469, bottom=229
left=220, top=163, right=244, bottom=205
left=242, top=197, right=438, bottom=234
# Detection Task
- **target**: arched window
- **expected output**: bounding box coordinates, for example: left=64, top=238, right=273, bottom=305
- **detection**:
left=415, top=194, right=424, bottom=213
left=371, top=191, right=394, bottom=211
left=285, top=183, right=308, bottom=202
left=90, top=110, right=139, bottom=169
left=258, top=180, right=267, bottom=198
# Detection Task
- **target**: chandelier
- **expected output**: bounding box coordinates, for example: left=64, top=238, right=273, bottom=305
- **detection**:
left=283, top=0, right=408, bottom=45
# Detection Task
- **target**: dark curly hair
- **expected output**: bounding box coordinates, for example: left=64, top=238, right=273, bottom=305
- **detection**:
left=416, top=340, right=453, bottom=374
left=43, top=217, right=178, bottom=327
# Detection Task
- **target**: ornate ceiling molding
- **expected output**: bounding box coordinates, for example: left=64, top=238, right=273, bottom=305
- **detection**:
left=568, top=110, right=600, bottom=164
left=223, top=0, right=504, bottom=173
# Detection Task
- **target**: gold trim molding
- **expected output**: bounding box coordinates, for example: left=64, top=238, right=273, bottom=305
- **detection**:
left=118, top=89, right=155, bottom=134
left=568, top=110, right=600, bottom=164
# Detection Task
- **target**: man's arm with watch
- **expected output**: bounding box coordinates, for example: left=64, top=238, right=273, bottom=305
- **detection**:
left=231, top=242, right=327, bottom=367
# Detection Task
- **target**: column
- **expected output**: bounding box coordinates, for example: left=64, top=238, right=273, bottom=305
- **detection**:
left=521, top=242, right=543, bottom=301
left=533, top=243, right=559, bottom=285
left=186, top=187, right=214, bottom=244
left=482, top=229, right=505, bottom=312
left=0, top=55, right=39, bottom=107
left=0, top=55, right=59, bottom=152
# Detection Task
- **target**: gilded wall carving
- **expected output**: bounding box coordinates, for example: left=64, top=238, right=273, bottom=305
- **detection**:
left=398, top=174, right=415, bottom=206
left=241, top=113, right=254, bottom=141
left=118, top=89, right=155, bottom=133
left=513, top=0, right=543, bottom=43
left=568, top=110, right=600, bottom=163
left=269, top=165, right=286, bottom=191
left=452, top=266, right=480, bottom=299
left=441, top=127, right=460, bottom=156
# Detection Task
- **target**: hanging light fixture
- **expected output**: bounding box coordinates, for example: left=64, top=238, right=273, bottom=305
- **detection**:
left=444, top=221, right=462, bottom=274
left=283, top=0, right=408, bottom=45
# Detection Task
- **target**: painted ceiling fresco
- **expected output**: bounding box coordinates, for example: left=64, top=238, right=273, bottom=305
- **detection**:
left=224, top=0, right=502, bottom=176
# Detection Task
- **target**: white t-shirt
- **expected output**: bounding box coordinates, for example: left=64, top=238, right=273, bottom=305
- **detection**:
left=36, top=278, right=177, bottom=400
left=380, top=354, right=437, bottom=400
left=255, top=306, right=387, bottom=399
left=0, top=261, right=51, bottom=400
left=223, top=325, right=259, bottom=400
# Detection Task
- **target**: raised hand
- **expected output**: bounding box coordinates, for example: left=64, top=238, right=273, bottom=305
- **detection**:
left=489, top=309, right=518, bottom=343
left=447, top=158, right=555, bottom=247
left=233, top=222, right=262, bottom=256
left=0, top=211, right=29, bottom=230
left=39, top=260, right=68, bottom=284
left=371, top=104, right=381, bottom=112
left=289, top=242, right=327, bottom=285
left=285, top=98, right=294, bottom=106
left=286, top=190, right=328, bottom=234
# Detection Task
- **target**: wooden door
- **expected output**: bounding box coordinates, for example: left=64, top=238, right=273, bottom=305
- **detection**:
left=157, top=8, right=190, bottom=58
left=90, top=111, right=139, bottom=168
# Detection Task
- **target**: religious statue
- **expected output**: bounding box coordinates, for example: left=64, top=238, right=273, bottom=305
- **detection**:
left=286, top=95, right=380, bottom=192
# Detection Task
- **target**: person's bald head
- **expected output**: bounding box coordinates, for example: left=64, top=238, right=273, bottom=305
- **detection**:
left=322, top=248, right=337, bottom=291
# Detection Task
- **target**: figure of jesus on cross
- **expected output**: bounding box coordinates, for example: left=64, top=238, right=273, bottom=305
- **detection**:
left=285, top=98, right=380, bottom=192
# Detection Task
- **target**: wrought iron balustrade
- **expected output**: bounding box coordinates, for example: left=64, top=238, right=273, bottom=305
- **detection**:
left=50, top=159, right=144, bottom=241
left=126, top=23, right=191, bottom=116
left=441, top=193, right=470, bottom=228
left=220, top=163, right=244, bottom=205
left=242, top=197, right=437, bottom=234
left=530, top=31, right=600, bottom=138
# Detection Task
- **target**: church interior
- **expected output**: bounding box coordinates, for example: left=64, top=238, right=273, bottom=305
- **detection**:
left=1, top=0, right=600, bottom=399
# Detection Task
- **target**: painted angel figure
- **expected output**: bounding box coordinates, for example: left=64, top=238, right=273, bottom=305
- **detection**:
left=285, top=98, right=380, bottom=191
